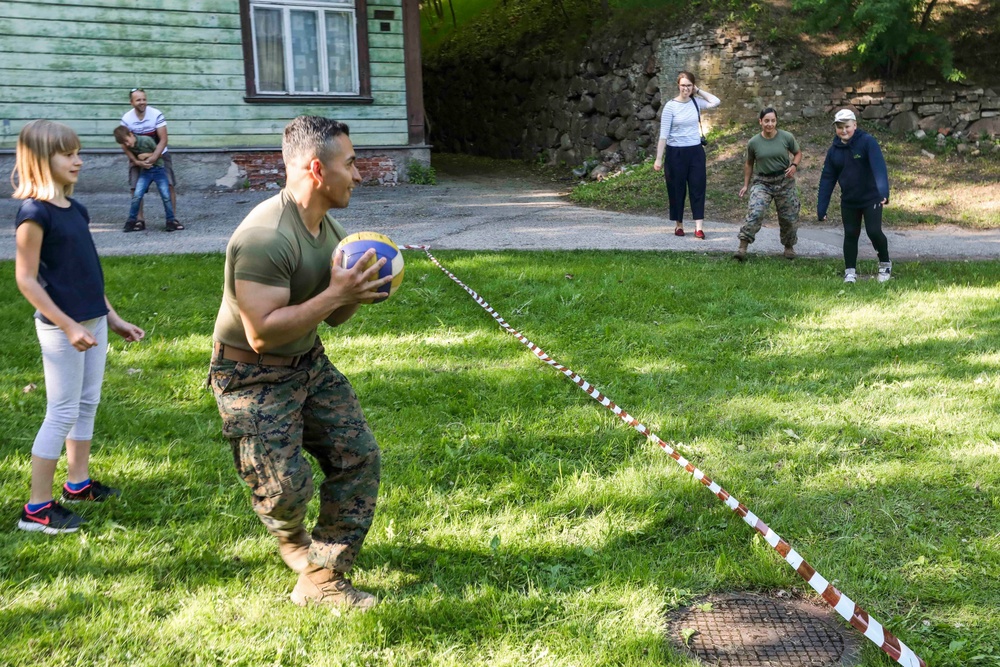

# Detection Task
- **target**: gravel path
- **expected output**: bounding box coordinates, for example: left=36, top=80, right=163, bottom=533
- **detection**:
left=2, top=171, right=999, bottom=261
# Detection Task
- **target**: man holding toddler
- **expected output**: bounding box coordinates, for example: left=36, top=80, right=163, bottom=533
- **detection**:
left=113, top=126, right=182, bottom=233
left=118, top=88, right=182, bottom=232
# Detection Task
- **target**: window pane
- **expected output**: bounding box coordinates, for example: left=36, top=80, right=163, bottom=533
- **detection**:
left=325, top=11, right=355, bottom=94
left=290, top=10, right=321, bottom=93
left=254, top=8, right=286, bottom=91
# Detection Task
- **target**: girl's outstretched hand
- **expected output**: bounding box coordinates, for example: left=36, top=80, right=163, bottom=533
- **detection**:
left=111, top=318, right=145, bottom=342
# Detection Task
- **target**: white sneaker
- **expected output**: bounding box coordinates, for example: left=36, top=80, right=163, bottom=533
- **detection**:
left=844, top=269, right=857, bottom=284
left=877, top=261, right=892, bottom=283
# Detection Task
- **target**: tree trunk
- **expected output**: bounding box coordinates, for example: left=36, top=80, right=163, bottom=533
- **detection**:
left=918, top=0, right=939, bottom=32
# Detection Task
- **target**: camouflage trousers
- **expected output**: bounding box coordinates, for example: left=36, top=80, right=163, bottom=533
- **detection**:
left=209, top=339, right=380, bottom=574
left=738, top=173, right=801, bottom=246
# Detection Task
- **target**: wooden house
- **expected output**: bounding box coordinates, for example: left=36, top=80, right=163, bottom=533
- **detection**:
left=0, top=0, right=426, bottom=191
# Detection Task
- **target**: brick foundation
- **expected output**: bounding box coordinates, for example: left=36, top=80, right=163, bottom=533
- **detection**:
left=354, top=156, right=399, bottom=185
left=0, top=145, right=429, bottom=195
left=232, top=152, right=285, bottom=190
left=230, top=152, right=400, bottom=190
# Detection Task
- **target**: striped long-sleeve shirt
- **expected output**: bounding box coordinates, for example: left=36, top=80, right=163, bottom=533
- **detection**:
left=658, top=92, right=721, bottom=147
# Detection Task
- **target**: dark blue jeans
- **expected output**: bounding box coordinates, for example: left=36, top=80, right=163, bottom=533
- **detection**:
left=128, top=166, right=175, bottom=223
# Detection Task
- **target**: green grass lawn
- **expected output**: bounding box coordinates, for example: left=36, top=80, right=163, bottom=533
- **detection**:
left=1, top=252, right=999, bottom=666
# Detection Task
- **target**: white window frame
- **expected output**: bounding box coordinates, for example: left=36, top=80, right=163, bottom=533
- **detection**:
left=249, top=0, right=360, bottom=96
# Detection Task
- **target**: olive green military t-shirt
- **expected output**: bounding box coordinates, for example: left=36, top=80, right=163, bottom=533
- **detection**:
left=213, top=190, right=348, bottom=357
left=747, top=129, right=800, bottom=175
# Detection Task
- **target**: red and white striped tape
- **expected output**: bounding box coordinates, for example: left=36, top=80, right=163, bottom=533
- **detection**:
left=402, top=244, right=926, bottom=667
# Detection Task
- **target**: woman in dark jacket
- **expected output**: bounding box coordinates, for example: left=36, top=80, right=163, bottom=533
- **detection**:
left=818, top=109, right=892, bottom=283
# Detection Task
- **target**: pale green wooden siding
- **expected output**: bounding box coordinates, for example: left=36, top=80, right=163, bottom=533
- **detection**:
left=0, top=0, right=409, bottom=149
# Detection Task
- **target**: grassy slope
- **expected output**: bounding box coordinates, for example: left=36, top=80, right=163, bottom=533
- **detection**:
left=420, top=0, right=498, bottom=53
left=1, top=253, right=998, bottom=666
left=422, top=0, right=999, bottom=81
left=421, top=0, right=682, bottom=54
left=570, top=119, right=1000, bottom=228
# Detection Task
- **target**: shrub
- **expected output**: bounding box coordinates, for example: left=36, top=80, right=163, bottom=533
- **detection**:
left=407, top=160, right=438, bottom=185
left=793, top=0, right=962, bottom=80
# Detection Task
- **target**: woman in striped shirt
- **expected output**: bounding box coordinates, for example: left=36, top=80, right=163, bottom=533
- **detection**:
left=653, top=71, right=721, bottom=239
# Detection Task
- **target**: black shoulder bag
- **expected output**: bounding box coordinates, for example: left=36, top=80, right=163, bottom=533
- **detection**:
left=692, top=97, right=707, bottom=146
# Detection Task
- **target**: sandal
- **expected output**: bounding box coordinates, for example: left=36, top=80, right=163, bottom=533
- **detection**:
left=123, top=220, right=145, bottom=232
left=165, top=220, right=185, bottom=232
left=674, top=227, right=685, bottom=237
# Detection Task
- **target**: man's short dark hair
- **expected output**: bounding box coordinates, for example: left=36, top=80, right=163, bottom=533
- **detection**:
left=759, top=107, right=777, bottom=120
left=113, top=125, right=133, bottom=144
left=282, top=116, right=351, bottom=165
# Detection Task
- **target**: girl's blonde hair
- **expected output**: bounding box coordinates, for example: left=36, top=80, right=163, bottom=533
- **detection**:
left=11, top=119, right=82, bottom=200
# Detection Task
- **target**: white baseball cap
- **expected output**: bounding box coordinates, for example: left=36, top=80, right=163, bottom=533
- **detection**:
left=833, top=109, right=857, bottom=124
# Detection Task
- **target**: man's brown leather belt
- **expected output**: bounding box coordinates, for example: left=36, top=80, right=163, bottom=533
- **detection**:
left=213, top=342, right=302, bottom=367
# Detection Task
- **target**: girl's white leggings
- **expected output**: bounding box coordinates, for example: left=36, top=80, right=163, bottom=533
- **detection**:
left=32, top=316, right=107, bottom=460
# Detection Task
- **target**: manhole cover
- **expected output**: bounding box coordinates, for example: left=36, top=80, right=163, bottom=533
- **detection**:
left=667, top=593, right=860, bottom=667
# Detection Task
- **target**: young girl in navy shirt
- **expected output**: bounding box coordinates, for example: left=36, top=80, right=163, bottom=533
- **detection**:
left=12, top=119, right=145, bottom=534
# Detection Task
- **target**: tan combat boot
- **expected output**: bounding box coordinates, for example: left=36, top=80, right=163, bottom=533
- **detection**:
left=277, top=528, right=311, bottom=574
left=783, top=245, right=796, bottom=260
left=733, top=240, right=749, bottom=261
left=290, top=565, right=378, bottom=610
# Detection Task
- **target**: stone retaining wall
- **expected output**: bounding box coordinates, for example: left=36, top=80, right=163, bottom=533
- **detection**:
left=423, top=23, right=1000, bottom=172
left=833, top=83, right=1000, bottom=137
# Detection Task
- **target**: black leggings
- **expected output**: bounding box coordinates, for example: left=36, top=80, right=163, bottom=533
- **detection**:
left=842, top=203, right=889, bottom=269
left=664, top=145, right=706, bottom=223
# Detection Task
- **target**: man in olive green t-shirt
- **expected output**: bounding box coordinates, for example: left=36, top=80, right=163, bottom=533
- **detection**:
left=734, top=107, right=803, bottom=261
left=209, top=116, right=392, bottom=611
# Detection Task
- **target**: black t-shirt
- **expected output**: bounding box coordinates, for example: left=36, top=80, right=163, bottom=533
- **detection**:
left=15, top=198, right=108, bottom=324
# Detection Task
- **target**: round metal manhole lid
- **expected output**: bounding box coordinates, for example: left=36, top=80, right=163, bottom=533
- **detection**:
left=667, top=593, right=861, bottom=667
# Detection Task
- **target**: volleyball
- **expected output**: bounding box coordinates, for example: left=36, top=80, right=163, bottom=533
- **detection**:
left=334, top=231, right=405, bottom=304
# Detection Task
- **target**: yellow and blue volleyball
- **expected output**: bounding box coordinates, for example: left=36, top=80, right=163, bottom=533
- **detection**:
left=334, top=231, right=404, bottom=304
